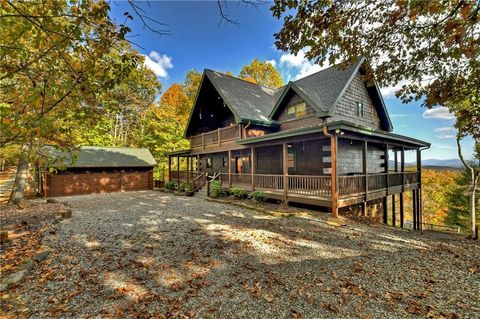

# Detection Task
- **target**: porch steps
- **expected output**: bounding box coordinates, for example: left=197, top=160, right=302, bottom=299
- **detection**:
left=195, top=186, right=208, bottom=199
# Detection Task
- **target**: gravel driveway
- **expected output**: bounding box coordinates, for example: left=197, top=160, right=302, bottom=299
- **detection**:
left=7, top=191, right=480, bottom=318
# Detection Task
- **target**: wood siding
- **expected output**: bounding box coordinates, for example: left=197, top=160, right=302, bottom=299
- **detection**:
left=330, top=73, right=381, bottom=129
left=276, top=91, right=324, bottom=132
left=255, top=145, right=283, bottom=174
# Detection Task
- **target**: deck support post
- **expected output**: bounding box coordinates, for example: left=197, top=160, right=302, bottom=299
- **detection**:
left=168, top=156, right=172, bottom=181
left=228, top=150, right=232, bottom=188
left=177, top=156, right=180, bottom=183
left=400, top=192, right=404, bottom=228
left=392, top=194, right=396, bottom=227
left=417, top=148, right=422, bottom=231
left=413, top=189, right=417, bottom=230
left=383, top=196, right=388, bottom=224
left=282, top=143, right=288, bottom=204
left=251, top=147, right=255, bottom=191
left=362, top=140, right=368, bottom=214
left=196, top=154, right=200, bottom=172
left=186, top=156, right=190, bottom=182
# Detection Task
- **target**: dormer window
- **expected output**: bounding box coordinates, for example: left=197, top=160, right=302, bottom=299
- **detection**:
left=287, top=102, right=306, bottom=120
left=356, top=102, right=364, bottom=117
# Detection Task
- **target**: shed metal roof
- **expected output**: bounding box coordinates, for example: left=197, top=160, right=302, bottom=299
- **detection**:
left=42, top=146, right=157, bottom=168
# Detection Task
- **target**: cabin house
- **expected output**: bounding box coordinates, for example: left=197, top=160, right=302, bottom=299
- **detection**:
left=167, top=58, right=430, bottom=229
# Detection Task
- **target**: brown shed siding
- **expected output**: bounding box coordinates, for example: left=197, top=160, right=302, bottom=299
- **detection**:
left=330, top=73, right=381, bottom=129
left=276, top=92, right=324, bottom=132
left=44, top=170, right=153, bottom=197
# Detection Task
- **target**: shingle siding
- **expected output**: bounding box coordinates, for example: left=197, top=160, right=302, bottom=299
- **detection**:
left=329, top=73, right=381, bottom=129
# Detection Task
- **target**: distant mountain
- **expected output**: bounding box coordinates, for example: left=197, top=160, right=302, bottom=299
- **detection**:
left=388, top=159, right=463, bottom=169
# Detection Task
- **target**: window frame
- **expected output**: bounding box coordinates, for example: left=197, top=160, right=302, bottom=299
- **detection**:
left=356, top=102, right=364, bottom=117
left=222, top=156, right=228, bottom=167
left=286, top=102, right=307, bottom=120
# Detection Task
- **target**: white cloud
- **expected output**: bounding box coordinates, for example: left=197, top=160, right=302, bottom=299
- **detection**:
left=431, top=143, right=456, bottom=150
left=434, top=126, right=456, bottom=139
left=380, top=80, right=411, bottom=98
left=422, top=107, right=455, bottom=120
left=143, top=51, right=173, bottom=78
left=389, top=113, right=410, bottom=118
left=266, top=59, right=276, bottom=67
left=278, top=48, right=331, bottom=80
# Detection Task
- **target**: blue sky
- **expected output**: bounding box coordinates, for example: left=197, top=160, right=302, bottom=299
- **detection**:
left=109, top=1, right=474, bottom=162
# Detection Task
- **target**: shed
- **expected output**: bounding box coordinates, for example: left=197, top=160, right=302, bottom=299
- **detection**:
left=41, top=146, right=156, bottom=197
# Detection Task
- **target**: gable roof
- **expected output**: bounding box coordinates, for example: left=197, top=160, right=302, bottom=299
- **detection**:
left=204, top=69, right=280, bottom=125
left=42, top=146, right=157, bottom=168
left=185, top=57, right=393, bottom=135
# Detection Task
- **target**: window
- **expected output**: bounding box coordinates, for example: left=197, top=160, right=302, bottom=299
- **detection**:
left=356, top=102, right=364, bottom=117
left=287, top=102, right=307, bottom=120
left=206, top=157, right=213, bottom=168
left=222, top=157, right=228, bottom=167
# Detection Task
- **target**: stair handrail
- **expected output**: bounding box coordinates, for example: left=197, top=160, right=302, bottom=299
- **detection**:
left=192, top=172, right=206, bottom=192
left=210, top=172, right=220, bottom=181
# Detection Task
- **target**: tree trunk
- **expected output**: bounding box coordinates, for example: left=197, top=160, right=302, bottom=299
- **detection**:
left=7, top=143, right=31, bottom=206
left=457, top=136, right=478, bottom=239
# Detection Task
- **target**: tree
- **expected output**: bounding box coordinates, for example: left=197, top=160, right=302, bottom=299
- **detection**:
left=272, top=0, right=479, bottom=107
left=239, top=59, right=284, bottom=88
left=0, top=1, right=159, bottom=204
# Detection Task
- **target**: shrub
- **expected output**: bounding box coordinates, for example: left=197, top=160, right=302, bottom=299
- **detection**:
left=165, top=181, right=177, bottom=190
left=248, top=191, right=266, bottom=202
left=178, top=181, right=192, bottom=192
left=230, top=187, right=248, bottom=199
left=209, top=180, right=223, bottom=198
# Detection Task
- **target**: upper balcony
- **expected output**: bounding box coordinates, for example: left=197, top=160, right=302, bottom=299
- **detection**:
left=190, top=124, right=240, bottom=150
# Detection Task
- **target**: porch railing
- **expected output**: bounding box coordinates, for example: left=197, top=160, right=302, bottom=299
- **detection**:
left=170, top=170, right=202, bottom=181
left=174, top=171, right=421, bottom=198
left=288, top=175, right=331, bottom=197
left=190, top=124, right=239, bottom=148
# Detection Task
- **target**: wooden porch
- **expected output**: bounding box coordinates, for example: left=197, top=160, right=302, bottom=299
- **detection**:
left=171, top=170, right=420, bottom=208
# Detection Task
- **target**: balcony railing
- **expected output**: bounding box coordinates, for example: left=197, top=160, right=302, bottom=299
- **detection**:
left=190, top=124, right=240, bottom=149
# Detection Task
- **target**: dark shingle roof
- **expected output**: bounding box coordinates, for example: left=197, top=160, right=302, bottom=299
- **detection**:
left=42, top=146, right=157, bottom=168
left=205, top=70, right=280, bottom=125
left=292, top=59, right=363, bottom=114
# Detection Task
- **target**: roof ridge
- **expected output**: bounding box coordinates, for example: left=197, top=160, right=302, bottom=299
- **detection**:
left=205, top=68, right=280, bottom=91
left=293, top=57, right=362, bottom=83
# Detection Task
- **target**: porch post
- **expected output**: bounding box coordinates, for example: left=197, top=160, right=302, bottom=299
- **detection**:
left=282, top=143, right=288, bottom=203
left=417, top=148, right=422, bottom=230
left=196, top=154, right=200, bottom=172
left=251, top=147, right=255, bottom=191
left=168, top=156, right=172, bottom=181
left=362, top=140, right=368, bottom=216
left=186, top=156, right=190, bottom=182
left=400, top=147, right=405, bottom=228
left=392, top=194, right=396, bottom=227
left=400, top=192, right=404, bottom=229
left=331, top=135, right=338, bottom=218
left=413, top=189, right=417, bottom=230
left=177, top=156, right=180, bottom=183
left=228, top=150, right=232, bottom=188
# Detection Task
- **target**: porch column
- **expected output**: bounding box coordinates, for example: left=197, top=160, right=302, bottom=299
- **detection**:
left=392, top=149, right=398, bottom=227
left=251, top=147, right=255, bottom=191
left=282, top=143, right=288, bottom=204
left=413, top=189, right=417, bottom=230
left=177, top=156, right=180, bottom=183
left=362, top=140, right=368, bottom=216
left=331, top=135, right=338, bottom=218
left=186, top=156, right=190, bottom=182
left=417, top=148, right=423, bottom=230
left=168, top=156, right=172, bottom=181
left=400, top=147, right=405, bottom=228
left=383, top=145, right=389, bottom=224
left=228, top=150, right=232, bottom=188
left=196, top=154, right=200, bottom=172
